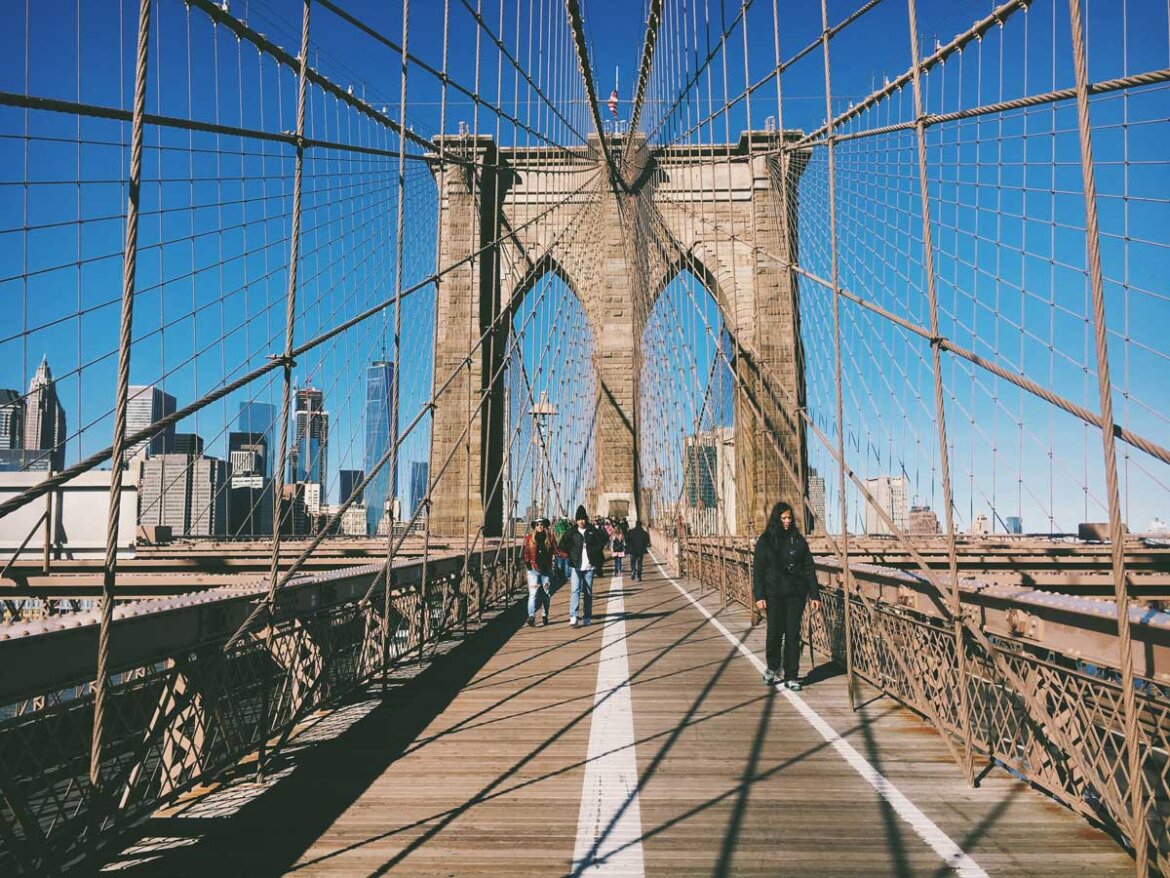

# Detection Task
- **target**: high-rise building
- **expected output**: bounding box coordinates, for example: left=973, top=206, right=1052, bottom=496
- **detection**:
left=1005, top=516, right=1023, bottom=535
left=682, top=428, right=736, bottom=535
left=229, top=432, right=269, bottom=478
left=0, top=389, right=24, bottom=450
left=409, top=460, right=429, bottom=519
left=863, top=475, right=909, bottom=535
left=139, top=453, right=230, bottom=536
left=172, top=433, right=204, bottom=457
left=971, top=513, right=990, bottom=535
left=291, top=387, right=329, bottom=503
left=23, top=356, right=66, bottom=471
left=125, top=385, right=176, bottom=461
left=340, top=504, right=368, bottom=536
left=278, top=483, right=309, bottom=536
left=807, top=467, right=827, bottom=532
left=339, top=469, right=364, bottom=505
left=227, top=431, right=272, bottom=536
left=236, top=401, right=277, bottom=455
left=365, top=362, right=397, bottom=536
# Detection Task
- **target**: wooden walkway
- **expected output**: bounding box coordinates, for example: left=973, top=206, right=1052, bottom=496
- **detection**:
left=94, top=554, right=1133, bottom=877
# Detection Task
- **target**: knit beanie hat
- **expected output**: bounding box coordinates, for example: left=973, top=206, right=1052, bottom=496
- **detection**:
left=575, top=504, right=588, bottom=521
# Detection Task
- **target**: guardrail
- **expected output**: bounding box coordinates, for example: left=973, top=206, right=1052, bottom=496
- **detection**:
left=0, top=544, right=521, bottom=875
left=680, top=538, right=1170, bottom=876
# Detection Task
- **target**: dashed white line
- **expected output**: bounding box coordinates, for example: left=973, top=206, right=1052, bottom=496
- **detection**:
left=650, top=553, right=988, bottom=878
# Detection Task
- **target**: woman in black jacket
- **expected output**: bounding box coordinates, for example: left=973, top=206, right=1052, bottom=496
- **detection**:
left=752, top=501, right=820, bottom=689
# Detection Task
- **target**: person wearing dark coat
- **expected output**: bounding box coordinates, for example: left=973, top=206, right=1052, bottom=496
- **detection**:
left=625, top=522, right=651, bottom=580
left=752, top=501, right=821, bottom=689
left=560, top=504, right=607, bottom=626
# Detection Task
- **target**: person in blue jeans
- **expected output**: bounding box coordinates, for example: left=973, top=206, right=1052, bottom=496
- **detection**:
left=559, top=504, right=607, bottom=627
left=522, top=518, right=557, bottom=626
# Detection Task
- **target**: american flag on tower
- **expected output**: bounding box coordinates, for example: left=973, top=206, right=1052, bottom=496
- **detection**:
left=608, top=89, right=619, bottom=119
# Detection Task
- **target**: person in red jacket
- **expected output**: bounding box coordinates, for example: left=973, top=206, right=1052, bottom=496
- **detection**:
left=522, top=518, right=557, bottom=626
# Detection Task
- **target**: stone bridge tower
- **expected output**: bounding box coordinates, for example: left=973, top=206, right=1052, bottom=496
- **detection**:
left=427, top=131, right=809, bottom=538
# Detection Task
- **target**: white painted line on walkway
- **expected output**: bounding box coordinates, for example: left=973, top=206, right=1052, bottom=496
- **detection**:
left=571, top=572, right=646, bottom=877
left=650, top=554, right=988, bottom=878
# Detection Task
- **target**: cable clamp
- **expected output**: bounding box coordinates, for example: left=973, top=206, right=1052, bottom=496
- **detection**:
left=928, top=336, right=944, bottom=349
left=267, top=353, right=298, bottom=369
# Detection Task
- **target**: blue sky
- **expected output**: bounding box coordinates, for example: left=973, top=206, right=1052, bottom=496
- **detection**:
left=0, top=0, right=1166, bottom=532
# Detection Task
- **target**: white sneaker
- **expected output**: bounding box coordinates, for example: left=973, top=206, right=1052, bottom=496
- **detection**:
left=784, top=679, right=802, bottom=691
left=570, top=617, right=578, bottom=628
left=763, top=669, right=777, bottom=685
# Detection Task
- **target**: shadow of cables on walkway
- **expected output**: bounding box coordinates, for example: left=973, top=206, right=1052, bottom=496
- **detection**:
left=86, top=601, right=533, bottom=877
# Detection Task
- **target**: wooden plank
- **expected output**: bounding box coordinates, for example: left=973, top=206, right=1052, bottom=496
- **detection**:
left=95, top=557, right=1133, bottom=876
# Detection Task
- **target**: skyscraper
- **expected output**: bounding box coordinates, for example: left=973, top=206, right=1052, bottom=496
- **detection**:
left=863, top=475, right=909, bottom=535
left=291, top=387, right=329, bottom=503
left=125, top=385, right=177, bottom=460
left=228, top=431, right=273, bottom=536
left=236, top=401, right=277, bottom=461
left=409, top=460, right=429, bottom=519
left=23, top=356, right=66, bottom=471
left=808, top=467, right=827, bottom=532
left=339, top=469, right=364, bottom=505
left=365, top=361, right=397, bottom=536
left=0, top=389, right=23, bottom=450
left=139, top=453, right=230, bottom=536
left=172, top=433, right=204, bottom=457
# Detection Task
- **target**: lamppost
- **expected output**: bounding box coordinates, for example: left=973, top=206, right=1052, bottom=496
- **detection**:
left=529, top=391, right=557, bottom=519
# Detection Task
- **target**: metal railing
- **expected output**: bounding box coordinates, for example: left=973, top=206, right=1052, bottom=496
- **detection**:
left=681, top=538, right=1170, bottom=875
left=0, top=544, right=521, bottom=875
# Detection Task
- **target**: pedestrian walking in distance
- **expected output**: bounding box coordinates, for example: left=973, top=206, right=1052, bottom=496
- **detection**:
left=625, top=520, right=650, bottom=581
left=753, top=501, right=821, bottom=690
left=560, top=504, right=607, bottom=627
left=611, top=525, right=627, bottom=576
left=522, top=518, right=557, bottom=626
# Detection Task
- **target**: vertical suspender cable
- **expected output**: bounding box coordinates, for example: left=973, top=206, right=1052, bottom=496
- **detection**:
left=818, top=0, right=854, bottom=711
left=90, top=0, right=153, bottom=838
left=905, top=0, right=974, bottom=785
left=257, top=0, right=311, bottom=782
left=1065, top=0, right=1146, bottom=871
left=384, top=0, right=411, bottom=683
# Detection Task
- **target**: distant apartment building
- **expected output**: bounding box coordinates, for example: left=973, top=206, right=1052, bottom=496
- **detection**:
left=139, top=452, right=229, bottom=536
left=908, top=505, right=940, bottom=535
left=340, top=503, right=369, bottom=536
left=1005, top=516, right=1023, bottom=535
left=863, top=475, right=909, bottom=535
left=970, top=513, right=990, bottom=535
left=125, top=385, right=177, bottom=460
